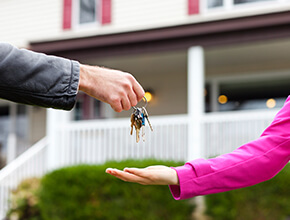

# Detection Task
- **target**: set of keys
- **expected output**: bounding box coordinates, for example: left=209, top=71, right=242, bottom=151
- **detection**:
left=130, top=97, right=153, bottom=143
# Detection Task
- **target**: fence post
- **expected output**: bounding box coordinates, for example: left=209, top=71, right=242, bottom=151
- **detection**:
left=187, top=46, right=205, bottom=161
left=46, top=109, right=70, bottom=171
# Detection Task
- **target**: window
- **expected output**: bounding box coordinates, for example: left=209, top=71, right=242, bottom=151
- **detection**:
left=74, top=93, right=103, bottom=120
left=16, top=105, right=28, bottom=140
left=0, top=104, right=28, bottom=166
left=0, top=106, right=9, bottom=166
left=218, top=80, right=288, bottom=111
left=78, top=0, right=99, bottom=25
left=206, top=0, right=276, bottom=9
left=208, top=0, right=223, bottom=8
left=234, top=0, right=273, bottom=4
left=63, top=0, right=111, bottom=30
left=206, top=77, right=290, bottom=112
left=72, top=0, right=100, bottom=28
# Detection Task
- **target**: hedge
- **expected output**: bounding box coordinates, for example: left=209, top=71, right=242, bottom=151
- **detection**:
left=205, top=163, right=290, bottom=220
left=8, top=160, right=289, bottom=220
left=38, top=160, right=194, bottom=220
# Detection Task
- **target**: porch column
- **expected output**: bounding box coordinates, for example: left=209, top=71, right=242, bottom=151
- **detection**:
left=46, top=109, right=70, bottom=171
left=7, top=103, right=17, bottom=163
left=187, top=46, right=204, bottom=161
left=210, top=80, right=219, bottom=112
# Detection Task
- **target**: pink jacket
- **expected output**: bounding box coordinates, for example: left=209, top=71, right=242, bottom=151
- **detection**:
left=169, top=96, right=290, bottom=200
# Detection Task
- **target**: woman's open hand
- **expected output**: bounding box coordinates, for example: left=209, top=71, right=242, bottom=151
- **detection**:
left=106, top=165, right=179, bottom=185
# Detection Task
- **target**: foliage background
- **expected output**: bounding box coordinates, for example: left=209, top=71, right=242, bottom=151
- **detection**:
left=6, top=161, right=290, bottom=220
left=38, top=160, right=194, bottom=220
left=6, top=177, right=42, bottom=220
left=205, top=163, right=290, bottom=220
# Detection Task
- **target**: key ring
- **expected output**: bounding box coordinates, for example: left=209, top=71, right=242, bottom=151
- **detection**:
left=132, top=96, right=148, bottom=110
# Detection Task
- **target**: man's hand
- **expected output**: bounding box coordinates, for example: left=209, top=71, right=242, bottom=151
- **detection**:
left=78, top=64, right=145, bottom=112
left=106, top=165, right=179, bottom=185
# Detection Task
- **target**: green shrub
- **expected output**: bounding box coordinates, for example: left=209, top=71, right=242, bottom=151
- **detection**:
left=6, top=177, right=42, bottom=220
left=205, top=164, right=290, bottom=220
left=39, top=160, right=194, bottom=220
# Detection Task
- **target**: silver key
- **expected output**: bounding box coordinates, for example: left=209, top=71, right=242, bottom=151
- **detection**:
left=130, top=100, right=153, bottom=142
left=141, top=125, right=145, bottom=142
left=142, top=107, right=153, bottom=131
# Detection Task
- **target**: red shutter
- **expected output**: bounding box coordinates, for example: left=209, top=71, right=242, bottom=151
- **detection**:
left=188, top=0, right=199, bottom=15
left=101, top=0, right=111, bottom=25
left=63, top=0, right=72, bottom=30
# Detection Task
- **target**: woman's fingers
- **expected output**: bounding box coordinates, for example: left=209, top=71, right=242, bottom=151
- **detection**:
left=106, top=168, right=149, bottom=185
left=123, top=168, right=148, bottom=177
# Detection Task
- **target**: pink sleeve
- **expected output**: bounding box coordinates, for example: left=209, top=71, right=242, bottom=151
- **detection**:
left=169, top=96, right=290, bottom=200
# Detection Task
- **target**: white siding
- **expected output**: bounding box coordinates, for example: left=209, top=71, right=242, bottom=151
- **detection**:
left=0, top=0, right=61, bottom=47
left=113, top=0, right=188, bottom=29
left=0, top=0, right=189, bottom=47
left=1, top=0, right=290, bottom=47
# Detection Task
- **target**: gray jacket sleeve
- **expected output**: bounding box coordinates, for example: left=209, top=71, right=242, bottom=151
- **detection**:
left=0, top=43, right=80, bottom=110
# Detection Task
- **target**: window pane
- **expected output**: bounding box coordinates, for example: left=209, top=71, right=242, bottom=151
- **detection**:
left=0, top=109, right=9, bottom=168
left=218, top=79, right=289, bottom=111
left=208, top=0, right=223, bottom=8
left=79, top=0, right=96, bottom=24
left=234, top=0, right=273, bottom=4
left=94, top=99, right=101, bottom=118
left=74, top=94, right=102, bottom=120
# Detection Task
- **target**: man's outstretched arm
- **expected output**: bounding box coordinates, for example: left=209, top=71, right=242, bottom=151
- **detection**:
left=0, top=43, right=144, bottom=111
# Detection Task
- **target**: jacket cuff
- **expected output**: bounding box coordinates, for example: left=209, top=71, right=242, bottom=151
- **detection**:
left=70, top=60, right=80, bottom=95
left=62, top=60, right=80, bottom=110
left=169, top=159, right=212, bottom=200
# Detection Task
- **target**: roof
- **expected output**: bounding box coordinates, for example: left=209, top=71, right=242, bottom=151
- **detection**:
left=30, top=11, right=290, bottom=60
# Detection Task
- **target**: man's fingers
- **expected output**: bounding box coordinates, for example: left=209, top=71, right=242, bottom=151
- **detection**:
left=127, top=90, right=138, bottom=108
left=110, top=103, right=122, bottom=113
left=79, top=65, right=145, bottom=113
left=133, top=81, right=145, bottom=102
left=121, top=96, right=132, bottom=111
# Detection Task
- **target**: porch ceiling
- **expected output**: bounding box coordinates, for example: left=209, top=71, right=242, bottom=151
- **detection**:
left=206, top=38, right=290, bottom=76
left=85, top=37, right=290, bottom=79
left=86, top=50, right=188, bottom=77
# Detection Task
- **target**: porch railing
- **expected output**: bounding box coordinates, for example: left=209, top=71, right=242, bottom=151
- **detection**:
left=55, top=115, right=189, bottom=168
left=202, top=110, right=277, bottom=158
left=53, top=109, right=277, bottom=167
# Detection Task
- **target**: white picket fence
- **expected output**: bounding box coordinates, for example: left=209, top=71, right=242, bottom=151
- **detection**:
left=0, top=109, right=278, bottom=219
left=0, top=138, right=47, bottom=219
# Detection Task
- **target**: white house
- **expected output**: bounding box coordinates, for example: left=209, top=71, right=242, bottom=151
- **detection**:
left=1, top=0, right=290, bottom=217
